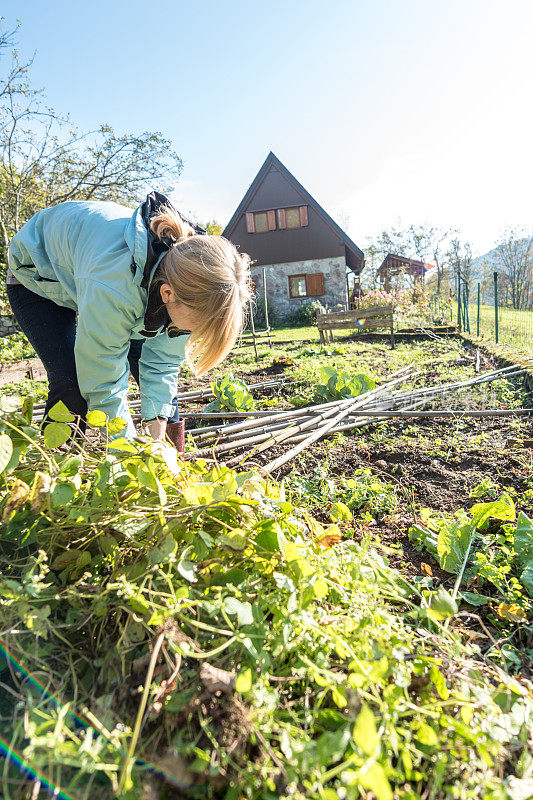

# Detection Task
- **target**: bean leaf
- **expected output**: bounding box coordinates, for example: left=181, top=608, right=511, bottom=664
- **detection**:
left=48, top=401, right=75, bottom=423
left=353, top=703, right=378, bottom=756
left=235, top=667, right=252, bottom=693
left=43, top=422, right=72, bottom=449
left=86, top=410, right=107, bottom=428
left=223, top=596, right=253, bottom=626
left=0, top=434, right=13, bottom=473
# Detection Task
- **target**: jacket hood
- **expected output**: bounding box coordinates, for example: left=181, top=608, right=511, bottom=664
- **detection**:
left=135, top=191, right=206, bottom=337
left=138, top=190, right=206, bottom=289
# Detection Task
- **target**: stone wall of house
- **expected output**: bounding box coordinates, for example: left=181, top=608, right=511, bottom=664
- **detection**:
left=252, top=256, right=348, bottom=320
left=0, top=314, right=19, bottom=337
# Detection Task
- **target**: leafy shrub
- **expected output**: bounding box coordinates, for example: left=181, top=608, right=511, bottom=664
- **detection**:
left=302, top=344, right=344, bottom=356
left=251, top=296, right=284, bottom=329
left=0, top=331, right=36, bottom=362
left=314, top=365, right=375, bottom=402
left=285, top=300, right=327, bottom=327
left=469, top=478, right=500, bottom=499
left=205, top=372, right=256, bottom=412
left=410, top=494, right=533, bottom=606
left=339, top=468, right=398, bottom=517
left=272, top=356, right=295, bottom=368
left=289, top=464, right=397, bottom=520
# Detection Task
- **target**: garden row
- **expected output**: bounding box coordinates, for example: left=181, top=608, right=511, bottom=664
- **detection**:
left=1, top=333, right=533, bottom=799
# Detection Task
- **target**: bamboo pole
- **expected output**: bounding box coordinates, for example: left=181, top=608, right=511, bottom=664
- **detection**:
left=202, top=364, right=527, bottom=466
left=30, top=376, right=296, bottom=422
left=29, top=376, right=295, bottom=413
left=249, top=299, right=259, bottom=362
left=263, top=267, right=272, bottom=349
left=262, top=392, right=378, bottom=473
left=282, top=403, right=429, bottom=444
left=192, top=363, right=416, bottom=442
left=201, top=405, right=533, bottom=443
left=279, top=404, right=533, bottom=445
left=368, top=365, right=523, bottom=407
left=226, top=370, right=417, bottom=457
left=262, top=368, right=527, bottom=473
left=282, top=407, right=533, bottom=421
left=195, top=369, right=417, bottom=463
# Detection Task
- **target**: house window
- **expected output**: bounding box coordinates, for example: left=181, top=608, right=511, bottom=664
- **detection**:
left=278, top=206, right=308, bottom=229
left=286, top=208, right=301, bottom=228
left=246, top=210, right=276, bottom=233
left=245, top=205, right=308, bottom=233
left=288, top=272, right=325, bottom=299
left=289, top=275, right=307, bottom=298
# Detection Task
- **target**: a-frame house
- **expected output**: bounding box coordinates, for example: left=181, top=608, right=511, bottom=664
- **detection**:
left=223, top=152, right=364, bottom=320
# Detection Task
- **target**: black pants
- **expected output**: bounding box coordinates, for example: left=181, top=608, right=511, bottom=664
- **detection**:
left=6, top=282, right=179, bottom=429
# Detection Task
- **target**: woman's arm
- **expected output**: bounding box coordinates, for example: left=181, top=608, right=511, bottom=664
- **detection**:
left=74, top=280, right=137, bottom=436
left=137, top=334, right=187, bottom=426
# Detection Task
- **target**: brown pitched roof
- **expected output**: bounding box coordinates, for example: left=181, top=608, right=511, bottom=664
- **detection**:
left=223, top=151, right=364, bottom=272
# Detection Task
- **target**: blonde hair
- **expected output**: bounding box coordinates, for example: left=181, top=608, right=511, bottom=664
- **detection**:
left=150, top=208, right=253, bottom=376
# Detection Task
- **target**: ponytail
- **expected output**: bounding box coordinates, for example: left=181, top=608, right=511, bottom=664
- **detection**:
left=150, top=208, right=195, bottom=242
left=149, top=204, right=253, bottom=376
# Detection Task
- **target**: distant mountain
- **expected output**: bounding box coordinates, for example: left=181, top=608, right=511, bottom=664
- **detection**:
left=470, top=237, right=531, bottom=287
left=466, top=238, right=532, bottom=303
left=469, top=246, right=499, bottom=287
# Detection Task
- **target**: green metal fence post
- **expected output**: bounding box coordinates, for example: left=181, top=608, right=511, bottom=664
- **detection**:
left=460, top=275, right=467, bottom=331
left=477, top=282, right=480, bottom=337
left=464, top=280, right=471, bottom=334
left=457, top=272, right=462, bottom=332
left=493, top=272, right=499, bottom=344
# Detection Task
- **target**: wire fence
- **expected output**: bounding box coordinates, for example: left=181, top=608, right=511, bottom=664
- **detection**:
left=455, top=272, right=533, bottom=354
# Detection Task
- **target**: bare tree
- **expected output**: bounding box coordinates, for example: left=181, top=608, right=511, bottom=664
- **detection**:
left=364, top=226, right=410, bottom=290
left=406, top=224, right=456, bottom=294
left=493, top=228, right=533, bottom=310
left=446, top=237, right=473, bottom=288
left=335, top=208, right=351, bottom=235
left=361, top=244, right=382, bottom=290
left=375, top=225, right=408, bottom=260
left=367, top=224, right=456, bottom=293
left=0, top=21, right=32, bottom=105
left=0, top=23, right=184, bottom=276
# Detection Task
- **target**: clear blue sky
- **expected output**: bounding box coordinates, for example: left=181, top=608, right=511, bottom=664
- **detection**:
left=3, top=0, right=532, bottom=255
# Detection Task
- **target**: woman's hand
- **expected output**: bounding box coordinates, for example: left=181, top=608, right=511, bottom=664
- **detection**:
left=145, top=418, right=168, bottom=441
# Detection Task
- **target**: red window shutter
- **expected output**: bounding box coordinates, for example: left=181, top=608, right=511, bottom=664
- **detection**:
left=246, top=213, right=255, bottom=233
left=267, top=210, right=276, bottom=230
left=299, top=206, right=308, bottom=226
left=277, top=208, right=287, bottom=229
left=306, top=272, right=325, bottom=297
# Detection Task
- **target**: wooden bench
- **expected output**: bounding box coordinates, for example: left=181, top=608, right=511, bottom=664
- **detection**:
left=317, top=305, right=395, bottom=348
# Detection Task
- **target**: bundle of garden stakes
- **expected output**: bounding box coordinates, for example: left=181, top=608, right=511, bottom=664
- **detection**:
left=187, top=363, right=529, bottom=472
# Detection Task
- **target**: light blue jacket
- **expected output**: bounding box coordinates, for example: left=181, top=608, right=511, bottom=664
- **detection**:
left=8, top=193, right=195, bottom=437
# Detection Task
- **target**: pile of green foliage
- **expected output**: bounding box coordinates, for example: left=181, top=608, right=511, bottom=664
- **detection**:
left=205, top=373, right=256, bottom=413
left=1, top=401, right=533, bottom=799
left=313, top=366, right=375, bottom=403
left=0, top=331, right=36, bottom=363
left=285, top=300, right=326, bottom=327
left=410, top=493, right=533, bottom=618
left=302, top=345, right=345, bottom=357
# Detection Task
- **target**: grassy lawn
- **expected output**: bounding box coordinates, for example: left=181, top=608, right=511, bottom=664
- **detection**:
left=466, top=302, right=533, bottom=354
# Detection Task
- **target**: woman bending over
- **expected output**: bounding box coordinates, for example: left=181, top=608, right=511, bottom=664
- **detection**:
left=7, top=191, right=252, bottom=440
